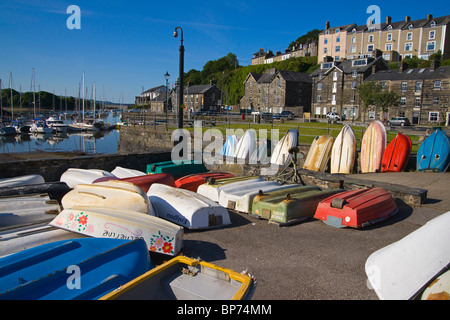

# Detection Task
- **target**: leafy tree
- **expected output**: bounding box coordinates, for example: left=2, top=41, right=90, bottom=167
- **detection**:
left=356, top=81, right=382, bottom=122
left=288, top=29, right=321, bottom=51
left=374, top=90, right=399, bottom=120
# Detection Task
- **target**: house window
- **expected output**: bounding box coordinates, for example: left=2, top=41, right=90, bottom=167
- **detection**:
left=408, top=24, right=413, bottom=30
left=431, top=21, right=436, bottom=28
left=400, top=97, right=406, bottom=106
left=429, top=112, right=439, bottom=122
left=415, top=97, right=421, bottom=107
left=324, top=47, right=328, bottom=54
left=381, top=82, right=386, bottom=90
left=332, top=82, right=338, bottom=93
left=317, top=95, right=322, bottom=102
left=433, top=97, right=439, bottom=106
left=352, top=36, right=356, bottom=43
left=324, top=38, right=328, bottom=44
left=352, top=70, right=358, bottom=77
left=415, top=81, right=422, bottom=92
left=335, top=56, right=340, bottom=61
left=406, top=32, right=413, bottom=41
left=401, top=82, right=408, bottom=92
left=317, top=83, right=323, bottom=91
left=429, top=30, right=436, bottom=39
left=335, top=46, right=340, bottom=53
left=332, top=95, right=336, bottom=105
left=369, top=35, right=374, bottom=42
left=405, top=43, right=413, bottom=51
left=386, top=44, right=393, bottom=51
left=382, top=54, right=391, bottom=60
left=335, top=28, right=340, bottom=34
left=325, top=30, right=329, bottom=35
left=352, top=81, right=357, bottom=89
left=333, top=72, right=338, bottom=81
left=388, top=25, right=393, bottom=31
left=352, top=28, right=356, bottom=34
left=387, top=33, right=392, bottom=41
left=350, top=45, right=357, bottom=53
left=336, top=36, right=340, bottom=43
left=434, top=80, right=441, bottom=88
left=367, top=44, right=374, bottom=52
left=427, top=41, right=436, bottom=51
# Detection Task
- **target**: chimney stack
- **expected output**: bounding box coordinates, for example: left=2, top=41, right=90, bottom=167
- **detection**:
left=427, top=14, right=433, bottom=20
left=326, top=21, right=330, bottom=30
left=431, top=59, right=441, bottom=71
left=399, top=61, right=409, bottom=72
left=386, top=16, right=392, bottom=24
left=405, top=16, right=411, bottom=22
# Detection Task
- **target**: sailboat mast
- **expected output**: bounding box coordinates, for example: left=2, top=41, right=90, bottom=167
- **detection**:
left=82, top=72, right=85, bottom=122
left=32, top=68, right=36, bottom=119
left=10, top=72, right=13, bottom=121
left=0, top=79, right=3, bottom=120
left=93, top=81, right=96, bottom=120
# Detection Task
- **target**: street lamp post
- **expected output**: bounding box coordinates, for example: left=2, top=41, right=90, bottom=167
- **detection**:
left=174, top=26, right=184, bottom=129
left=164, top=71, right=170, bottom=129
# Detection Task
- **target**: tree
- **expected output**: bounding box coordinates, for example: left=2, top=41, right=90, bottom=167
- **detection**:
left=374, top=90, right=399, bottom=121
left=357, top=81, right=382, bottom=122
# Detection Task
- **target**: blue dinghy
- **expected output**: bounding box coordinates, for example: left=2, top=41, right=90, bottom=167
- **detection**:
left=417, top=129, right=450, bottom=172
left=0, top=238, right=152, bottom=300
left=221, top=135, right=238, bottom=157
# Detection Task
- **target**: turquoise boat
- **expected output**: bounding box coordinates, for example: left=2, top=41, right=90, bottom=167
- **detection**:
left=251, top=186, right=343, bottom=226
left=0, top=238, right=152, bottom=300
left=417, top=129, right=450, bottom=172
left=146, top=160, right=208, bottom=178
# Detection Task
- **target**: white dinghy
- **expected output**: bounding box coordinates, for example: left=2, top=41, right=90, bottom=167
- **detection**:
left=197, top=176, right=263, bottom=202
left=60, top=168, right=116, bottom=188
left=61, top=180, right=154, bottom=215
left=148, top=183, right=231, bottom=230
left=111, top=166, right=146, bottom=179
left=232, top=130, right=256, bottom=161
left=50, top=206, right=183, bottom=256
left=0, top=174, right=45, bottom=188
left=218, top=180, right=294, bottom=213
left=365, top=211, right=450, bottom=300
left=270, top=129, right=298, bottom=167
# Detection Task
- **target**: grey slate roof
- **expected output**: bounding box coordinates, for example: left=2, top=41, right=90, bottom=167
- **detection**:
left=367, top=66, right=450, bottom=81
left=311, top=57, right=389, bottom=77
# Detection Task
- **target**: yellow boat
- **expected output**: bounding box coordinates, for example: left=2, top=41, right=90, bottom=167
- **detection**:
left=99, top=256, right=253, bottom=300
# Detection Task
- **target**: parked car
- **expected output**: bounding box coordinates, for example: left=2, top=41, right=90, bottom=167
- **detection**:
left=388, top=117, right=411, bottom=126
left=273, top=111, right=294, bottom=121
left=326, top=112, right=341, bottom=121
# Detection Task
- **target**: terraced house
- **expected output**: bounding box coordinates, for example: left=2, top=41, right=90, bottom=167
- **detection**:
left=367, top=60, right=450, bottom=125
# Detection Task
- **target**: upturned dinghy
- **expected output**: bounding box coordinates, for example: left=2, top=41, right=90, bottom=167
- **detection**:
left=252, top=186, right=342, bottom=225
left=0, top=222, right=85, bottom=258
left=197, top=176, right=263, bottom=202
left=416, top=128, right=450, bottom=172
left=99, top=256, right=252, bottom=300
left=0, top=182, right=71, bottom=202
left=111, top=166, right=146, bottom=178
left=61, top=180, right=153, bottom=215
left=146, top=160, right=208, bottom=178
left=271, top=129, right=298, bottom=167
left=0, top=194, right=61, bottom=228
left=50, top=207, right=183, bottom=256
left=94, top=173, right=176, bottom=193
left=0, top=174, right=45, bottom=188
left=314, top=188, right=398, bottom=228
left=218, top=180, right=294, bottom=213
left=60, top=168, right=116, bottom=188
left=365, top=211, right=450, bottom=300
left=175, top=172, right=235, bottom=192
left=360, top=121, right=387, bottom=173
left=148, top=184, right=231, bottom=229
left=381, top=133, right=412, bottom=173
left=0, top=238, right=152, bottom=300
left=330, top=125, right=356, bottom=174
left=303, top=135, right=334, bottom=172
left=232, top=130, right=256, bottom=161
left=220, top=135, right=238, bottom=157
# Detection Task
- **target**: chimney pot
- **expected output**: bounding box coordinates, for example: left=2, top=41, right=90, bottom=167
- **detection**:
left=326, top=21, right=330, bottom=30
left=427, top=14, right=433, bottom=20
left=386, top=16, right=392, bottom=24
left=405, top=16, right=411, bottom=22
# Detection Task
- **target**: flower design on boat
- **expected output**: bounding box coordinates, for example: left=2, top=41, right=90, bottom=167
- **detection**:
left=149, top=230, right=175, bottom=255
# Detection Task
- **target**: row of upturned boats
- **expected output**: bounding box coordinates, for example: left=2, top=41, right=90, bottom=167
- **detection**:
left=0, top=124, right=449, bottom=300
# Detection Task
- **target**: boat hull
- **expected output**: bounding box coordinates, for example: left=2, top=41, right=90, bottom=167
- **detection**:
left=303, top=135, right=334, bottom=172
left=381, top=133, right=412, bottom=173
left=94, top=173, right=176, bottom=193
left=197, top=176, right=262, bottom=202
left=99, top=256, right=252, bottom=300
left=0, top=182, right=71, bottom=202
left=0, top=238, right=152, bottom=300
left=314, top=188, right=398, bottom=228
left=0, top=174, right=45, bottom=188
left=148, top=183, right=231, bottom=229
left=60, top=168, right=116, bottom=188
left=365, top=211, right=450, bottom=300
left=51, top=207, right=184, bottom=256
left=175, top=172, right=235, bottom=192
left=417, top=129, right=450, bottom=172
left=146, top=160, right=208, bottom=178
left=253, top=187, right=342, bottom=225
left=360, top=121, right=387, bottom=173
left=330, top=125, right=356, bottom=174
left=271, top=129, right=298, bottom=166
left=221, top=135, right=238, bottom=156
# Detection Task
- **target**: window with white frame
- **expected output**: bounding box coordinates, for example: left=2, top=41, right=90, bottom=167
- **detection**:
left=332, top=82, right=338, bottom=93
left=352, top=81, right=357, bottom=89
left=352, top=70, right=358, bottom=77
left=336, top=36, right=340, bottom=43
left=405, top=42, right=413, bottom=51
left=317, top=95, right=322, bottom=102
left=431, top=21, right=436, bottom=27
left=317, top=83, right=323, bottom=91
left=429, top=112, right=439, bottom=122
left=386, top=43, right=393, bottom=51
left=388, top=25, right=393, bottom=31
left=406, top=32, right=413, bottom=41
left=415, top=81, right=422, bottom=92
left=427, top=41, right=436, bottom=51
left=381, top=82, right=386, bottom=90
left=335, top=28, right=340, bottom=34
left=368, top=44, right=374, bottom=52
left=401, top=82, right=407, bottom=92
left=335, top=56, right=340, bottom=61
left=387, top=33, right=392, bottom=41
left=383, top=53, right=391, bottom=60
left=415, top=97, right=421, bottom=107
left=324, top=47, right=327, bottom=54
left=352, top=36, right=356, bottom=43
left=335, top=46, right=340, bottom=53
left=333, top=71, right=338, bottom=81
left=433, top=97, right=439, bottom=106
left=400, top=97, right=406, bottom=106
left=350, top=45, right=357, bottom=53
left=429, top=30, right=436, bottom=39
left=324, top=38, right=328, bottom=44
left=332, top=95, right=336, bottom=105
left=369, top=35, right=374, bottom=42
left=434, top=80, right=441, bottom=88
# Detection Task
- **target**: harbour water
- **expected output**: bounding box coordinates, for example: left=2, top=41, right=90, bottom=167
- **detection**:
left=0, top=113, right=122, bottom=155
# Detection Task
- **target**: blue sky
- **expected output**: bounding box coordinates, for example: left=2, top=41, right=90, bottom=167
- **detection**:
left=0, top=0, right=448, bottom=104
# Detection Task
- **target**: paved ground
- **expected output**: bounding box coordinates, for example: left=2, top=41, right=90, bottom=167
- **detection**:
left=171, top=171, right=450, bottom=300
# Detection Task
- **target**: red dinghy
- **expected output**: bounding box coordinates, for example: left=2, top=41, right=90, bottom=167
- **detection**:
left=175, top=172, right=235, bottom=192
left=381, top=133, right=412, bottom=173
left=314, top=188, right=398, bottom=228
left=94, top=173, right=175, bottom=192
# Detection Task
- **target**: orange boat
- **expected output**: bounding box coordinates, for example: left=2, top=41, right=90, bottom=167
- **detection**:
left=381, top=133, right=412, bottom=173
left=175, top=172, right=235, bottom=192
left=314, top=188, right=398, bottom=228
left=94, top=173, right=175, bottom=192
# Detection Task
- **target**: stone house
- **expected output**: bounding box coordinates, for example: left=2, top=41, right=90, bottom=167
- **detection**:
left=367, top=60, right=450, bottom=125
left=310, top=52, right=390, bottom=120
left=170, top=80, right=222, bottom=114
left=251, top=39, right=318, bottom=65
left=135, top=85, right=168, bottom=113
left=240, top=68, right=312, bottom=115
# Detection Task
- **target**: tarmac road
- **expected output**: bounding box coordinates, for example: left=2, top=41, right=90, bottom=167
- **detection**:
left=174, top=172, right=450, bottom=300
